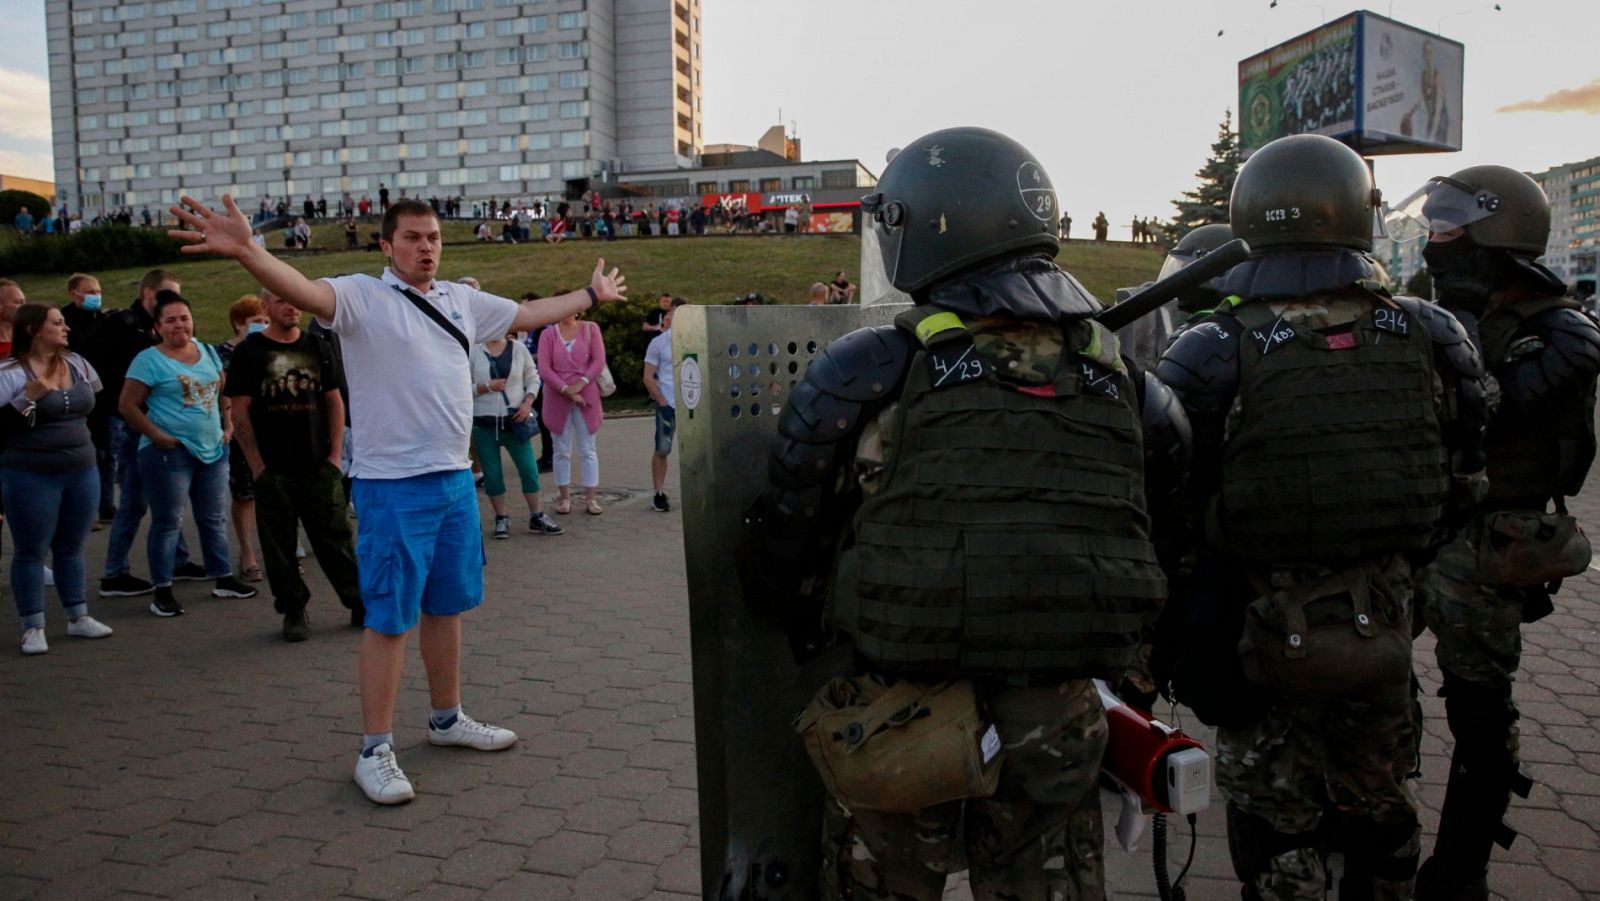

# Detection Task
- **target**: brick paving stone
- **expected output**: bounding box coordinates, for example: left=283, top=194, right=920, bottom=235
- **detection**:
left=608, top=820, right=690, bottom=865
left=523, top=829, right=610, bottom=877
left=344, top=851, right=442, bottom=898
left=481, top=870, right=574, bottom=900
left=435, top=840, right=528, bottom=888
left=571, top=857, right=658, bottom=900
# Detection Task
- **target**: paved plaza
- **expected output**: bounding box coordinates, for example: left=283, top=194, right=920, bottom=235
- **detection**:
left=2, top=415, right=1597, bottom=900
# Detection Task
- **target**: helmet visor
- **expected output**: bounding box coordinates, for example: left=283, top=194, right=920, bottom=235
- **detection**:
left=1384, top=177, right=1503, bottom=245
left=1158, top=248, right=1200, bottom=281
left=861, top=191, right=907, bottom=288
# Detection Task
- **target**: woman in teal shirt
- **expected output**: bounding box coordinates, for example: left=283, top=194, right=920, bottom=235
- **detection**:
left=119, top=291, right=257, bottom=616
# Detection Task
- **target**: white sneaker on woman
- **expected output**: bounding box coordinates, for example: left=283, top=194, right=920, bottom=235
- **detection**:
left=67, top=616, right=114, bottom=639
left=20, top=628, right=48, bottom=655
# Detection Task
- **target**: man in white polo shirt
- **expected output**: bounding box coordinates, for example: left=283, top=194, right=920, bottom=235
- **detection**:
left=169, top=196, right=627, bottom=804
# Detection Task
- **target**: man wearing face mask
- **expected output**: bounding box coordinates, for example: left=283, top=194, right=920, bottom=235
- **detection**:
left=60, top=274, right=104, bottom=353
left=61, top=274, right=113, bottom=522
left=1391, top=166, right=1600, bottom=901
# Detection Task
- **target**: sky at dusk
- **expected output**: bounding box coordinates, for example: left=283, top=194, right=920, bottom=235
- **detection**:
left=2, top=0, right=1597, bottom=241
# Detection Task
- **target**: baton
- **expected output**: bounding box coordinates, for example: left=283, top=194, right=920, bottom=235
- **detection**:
left=1096, top=238, right=1251, bottom=332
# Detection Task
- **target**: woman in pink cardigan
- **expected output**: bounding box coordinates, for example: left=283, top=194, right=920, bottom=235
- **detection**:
left=537, top=311, right=607, bottom=515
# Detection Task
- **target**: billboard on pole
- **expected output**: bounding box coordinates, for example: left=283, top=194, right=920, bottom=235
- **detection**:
left=1239, top=11, right=1464, bottom=157
left=1359, top=13, right=1464, bottom=152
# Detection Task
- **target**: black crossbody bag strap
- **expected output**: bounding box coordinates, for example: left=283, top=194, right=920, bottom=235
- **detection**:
left=393, top=285, right=469, bottom=357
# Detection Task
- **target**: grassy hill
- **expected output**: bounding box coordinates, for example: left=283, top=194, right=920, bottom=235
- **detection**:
left=7, top=232, right=1162, bottom=343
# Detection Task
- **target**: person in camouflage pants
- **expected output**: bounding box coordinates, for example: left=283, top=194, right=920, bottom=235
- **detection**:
left=819, top=679, right=1108, bottom=901
left=1216, top=557, right=1423, bottom=901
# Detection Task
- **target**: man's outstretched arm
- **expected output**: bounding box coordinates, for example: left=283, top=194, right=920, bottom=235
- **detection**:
left=170, top=194, right=337, bottom=321
left=510, top=258, right=629, bottom=332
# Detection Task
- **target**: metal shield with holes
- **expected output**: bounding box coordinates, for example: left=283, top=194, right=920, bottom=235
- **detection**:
left=673, top=302, right=908, bottom=900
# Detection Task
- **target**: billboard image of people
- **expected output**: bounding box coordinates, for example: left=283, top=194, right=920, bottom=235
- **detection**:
left=1239, top=11, right=1464, bottom=157
left=1360, top=14, right=1464, bottom=151
left=1239, top=14, right=1359, bottom=155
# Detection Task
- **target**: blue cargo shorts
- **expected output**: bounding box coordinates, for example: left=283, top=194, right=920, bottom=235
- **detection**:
left=350, top=469, right=485, bottom=635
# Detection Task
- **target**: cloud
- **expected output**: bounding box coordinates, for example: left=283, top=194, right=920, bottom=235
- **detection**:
left=0, top=67, right=52, bottom=142
left=1497, top=79, right=1600, bottom=115
left=0, top=147, right=54, bottom=181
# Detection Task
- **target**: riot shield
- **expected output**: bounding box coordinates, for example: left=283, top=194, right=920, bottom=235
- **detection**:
left=674, top=302, right=908, bottom=900
left=1113, top=284, right=1176, bottom=372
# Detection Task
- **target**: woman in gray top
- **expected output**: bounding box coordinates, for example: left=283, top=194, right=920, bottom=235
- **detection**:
left=0, top=304, right=115, bottom=655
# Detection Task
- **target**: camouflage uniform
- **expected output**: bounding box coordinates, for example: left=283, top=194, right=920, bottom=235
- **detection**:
left=820, top=678, right=1107, bottom=901
left=815, top=317, right=1117, bottom=901
left=1216, top=553, right=1422, bottom=901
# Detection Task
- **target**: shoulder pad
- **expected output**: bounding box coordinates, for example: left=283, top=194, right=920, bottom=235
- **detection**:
left=1392, top=296, right=1484, bottom=378
left=1528, top=305, right=1600, bottom=344
left=776, top=325, right=910, bottom=447
left=1154, top=314, right=1241, bottom=416
left=801, top=324, right=913, bottom=402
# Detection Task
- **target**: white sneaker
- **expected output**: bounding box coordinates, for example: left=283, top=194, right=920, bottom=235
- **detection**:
left=427, top=713, right=517, bottom=751
left=354, top=743, right=415, bottom=805
left=20, top=628, right=48, bottom=655
left=67, top=616, right=114, bottom=639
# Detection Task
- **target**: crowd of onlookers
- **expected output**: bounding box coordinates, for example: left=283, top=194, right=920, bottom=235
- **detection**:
left=1, top=256, right=859, bottom=654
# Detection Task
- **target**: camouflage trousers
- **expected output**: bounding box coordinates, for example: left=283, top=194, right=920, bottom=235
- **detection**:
left=1416, top=529, right=1533, bottom=690
left=819, top=678, right=1107, bottom=901
left=1217, top=679, right=1420, bottom=901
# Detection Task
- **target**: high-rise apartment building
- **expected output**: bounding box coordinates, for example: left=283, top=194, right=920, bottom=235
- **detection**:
left=1530, top=156, right=1600, bottom=294
left=47, top=0, right=702, bottom=216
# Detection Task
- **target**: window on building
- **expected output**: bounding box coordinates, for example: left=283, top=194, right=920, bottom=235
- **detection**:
left=791, top=176, right=815, bottom=190
left=728, top=180, right=750, bottom=192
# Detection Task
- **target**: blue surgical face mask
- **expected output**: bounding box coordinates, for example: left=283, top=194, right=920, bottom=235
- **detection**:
left=246, top=322, right=268, bottom=335
left=82, top=293, right=102, bottom=311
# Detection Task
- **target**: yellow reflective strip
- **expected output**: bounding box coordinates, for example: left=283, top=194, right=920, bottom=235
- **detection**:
left=914, top=311, right=966, bottom=345
left=1223, top=295, right=1244, bottom=308
left=1081, top=321, right=1103, bottom=360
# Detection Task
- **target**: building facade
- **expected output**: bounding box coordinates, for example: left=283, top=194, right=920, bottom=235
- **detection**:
left=1530, top=156, right=1600, bottom=296
left=47, top=0, right=702, bottom=217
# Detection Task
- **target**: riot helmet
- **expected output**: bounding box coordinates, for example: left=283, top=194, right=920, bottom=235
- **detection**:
left=1387, top=165, right=1563, bottom=308
left=1157, top=223, right=1234, bottom=312
left=1384, top=165, right=1550, bottom=256
left=1230, top=134, right=1378, bottom=253
left=861, top=127, right=1060, bottom=294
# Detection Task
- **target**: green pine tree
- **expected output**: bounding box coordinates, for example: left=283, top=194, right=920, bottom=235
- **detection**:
left=1166, top=112, right=1242, bottom=243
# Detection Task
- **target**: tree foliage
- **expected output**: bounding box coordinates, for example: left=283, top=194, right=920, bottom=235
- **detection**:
left=0, top=190, right=53, bottom=228
left=1166, top=112, right=1242, bottom=243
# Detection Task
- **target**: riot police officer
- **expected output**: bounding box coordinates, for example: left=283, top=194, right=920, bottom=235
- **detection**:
left=1390, top=165, right=1600, bottom=901
left=1156, top=134, right=1488, bottom=900
left=753, top=127, right=1190, bottom=900
left=1114, top=223, right=1236, bottom=373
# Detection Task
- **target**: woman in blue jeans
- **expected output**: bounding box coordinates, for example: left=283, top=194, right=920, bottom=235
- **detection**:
left=0, top=303, right=116, bottom=654
left=119, top=291, right=257, bottom=616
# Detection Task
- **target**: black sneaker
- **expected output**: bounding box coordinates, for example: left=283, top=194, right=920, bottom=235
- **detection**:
left=212, top=576, right=258, bottom=599
left=173, top=561, right=209, bottom=581
left=150, top=586, right=185, bottom=617
left=100, top=572, right=154, bottom=597
left=652, top=492, right=671, bottom=513
left=492, top=515, right=511, bottom=540
left=529, top=512, right=564, bottom=535
left=98, top=505, right=117, bottom=523
left=283, top=610, right=309, bottom=642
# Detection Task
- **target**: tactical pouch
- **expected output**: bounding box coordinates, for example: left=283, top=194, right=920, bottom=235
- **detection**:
left=1238, top=566, right=1411, bottom=698
left=1476, top=509, right=1592, bottom=587
left=794, top=675, right=1002, bottom=813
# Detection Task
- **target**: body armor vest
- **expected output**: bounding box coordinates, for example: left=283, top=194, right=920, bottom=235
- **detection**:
left=1478, top=296, right=1598, bottom=505
left=826, top=308, right=1165, bottom=680
left=1208, top=294, right=1450, bottom=563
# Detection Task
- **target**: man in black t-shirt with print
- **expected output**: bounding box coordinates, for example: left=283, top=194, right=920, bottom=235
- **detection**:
left=227, top=289, right=362, bottom=642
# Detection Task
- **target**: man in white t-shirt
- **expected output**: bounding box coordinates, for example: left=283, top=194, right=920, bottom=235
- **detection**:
left=642, top=299, right=683, bottom=513
left=168, top=196, right=627, bottom=805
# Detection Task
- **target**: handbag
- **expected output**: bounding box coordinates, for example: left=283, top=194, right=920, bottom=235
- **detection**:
left=484, top=344, right=541, bottom=443
left=586, top=321, right=618, bottom=397
left=794, top=675, right=1003, bottom=813
left=1476, top=506, right=1593, bottom=587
